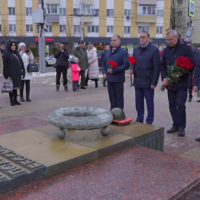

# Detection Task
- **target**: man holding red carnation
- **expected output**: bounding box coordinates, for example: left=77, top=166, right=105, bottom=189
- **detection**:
left=161, top=30, right=195, bottom=137
left=102, top=35, right=130, bottom=110
left=130, top=31, right=160, bottom=125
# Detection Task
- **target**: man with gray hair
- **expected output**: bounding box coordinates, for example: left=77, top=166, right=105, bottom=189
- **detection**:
left=161, top=30, right=195, bottom=137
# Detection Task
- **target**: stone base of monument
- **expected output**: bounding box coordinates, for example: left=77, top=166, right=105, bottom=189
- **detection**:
left=0, top=122, right=164, bottom=194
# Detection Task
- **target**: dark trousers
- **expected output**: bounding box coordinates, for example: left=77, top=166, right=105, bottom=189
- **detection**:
left=135, top=87, right=154, bottom=124
left=73, top=81, right=79, bottom=91
left=20, top=80, right=30, bottom=98
left=188, top=73, right=193, bottom=99
left=168, top=89, right=187, bottom=129
left=79, top=70, right=85, bottom=87
left=56, top=66, right=68, bottom=86
left=85, top=73, right=98, bottom=87
left=107, top=82, right=124, bottom=110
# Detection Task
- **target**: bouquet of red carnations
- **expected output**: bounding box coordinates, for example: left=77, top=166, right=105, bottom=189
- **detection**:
left=128, top=56, right=136, bottom=87
left=160, top=56, right=194, bottom=91
left=105, top=60, right=118, bottom=78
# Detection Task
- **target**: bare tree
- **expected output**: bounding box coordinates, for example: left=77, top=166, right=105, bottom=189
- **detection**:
left=1, top=20, right=9, bottom=36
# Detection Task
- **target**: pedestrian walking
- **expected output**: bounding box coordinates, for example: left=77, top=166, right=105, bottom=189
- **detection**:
left=102, top=35, right=130, bottom=110
left=54, top=44, right=69, bottom=91
left=3, top=39, right=25, bottom=106
left=70, top=56, right=81, bottom=92
left=130, top=31, right=160, bottom=125
left=0, top=44, right=5, bottom=56
left=85, top=44, right=99, bottom=88
left=101, top=45, right=110, bottom=87
left=73, top=40, right=89, bottom=89
left=0, top=52, right=3, bottom=109
left=18, top=42, right=34, bottom=102
left=161, top=30, right=195, bottom=137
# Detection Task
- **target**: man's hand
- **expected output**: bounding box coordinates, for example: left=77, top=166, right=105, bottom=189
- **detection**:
left=129, top=70, right=133, bottom=75
left=108, top=68, right=113, bottom=74
left=163, top=78, right=169, bottom=86
left=61, top=50, right=64, bottom=53
left=103, top=74, right=107, bottom=79
left=193, top=86, right=198, bottom=92
left=151, top=85, right=156, bottom=89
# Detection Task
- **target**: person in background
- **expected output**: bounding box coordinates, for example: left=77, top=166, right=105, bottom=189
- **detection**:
left=54, top=44, right=69, bottom=91
left=73, top=40, right=89, bottom=89
left=130, top=31, right=160, bottom=125
left=102, top=35, right=130, bottom=110
left=18, top=43, right=34, bottom=102
left=3, top=39, right=25, bottom=106
left=0, top=44, right=5, bottom=56
left=85, top=44, right=99, bottom=88
left=70, top=56, right=80, bottom=92
left=0, top=52, right=3, bottom=109
left=101, top=45, right=110, bottom=87
left=184, top=38, right=198, bottom=102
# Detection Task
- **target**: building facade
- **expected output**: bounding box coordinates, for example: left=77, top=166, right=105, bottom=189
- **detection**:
left=0, top=0, right=171, bottom=40
left=174, top=0, right=200, bottom=44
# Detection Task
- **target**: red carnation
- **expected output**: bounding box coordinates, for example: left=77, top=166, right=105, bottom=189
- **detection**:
left=108, top=60, right=118, bottom=68
left=128, top=56, right=136, bottom=65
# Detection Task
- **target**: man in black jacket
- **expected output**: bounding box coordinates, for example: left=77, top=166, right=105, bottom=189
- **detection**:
left=161, top=30, right=195, bottom=137
left=130, top=31, right=160, bottom=124
left=54, top=44, right=69, bottom=91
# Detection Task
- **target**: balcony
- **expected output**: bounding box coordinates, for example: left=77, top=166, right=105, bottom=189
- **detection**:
left=137, top=0, right=157, bottom=4
left=136, top=14, right=157, bottom=23
left=46, top=14, right=59, bottom=23
left=84, top=16, right=92, bottom=23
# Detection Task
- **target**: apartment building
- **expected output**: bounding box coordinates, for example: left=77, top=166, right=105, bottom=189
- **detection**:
left=174, top=0, right=200, bottom=44
left=0, top=0, right=171, bottom=45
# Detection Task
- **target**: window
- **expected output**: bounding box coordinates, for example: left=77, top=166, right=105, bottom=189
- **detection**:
left=156, top=26, right=163, bottom=34
left=124, top=9, right=131, bottom=16
left=176, top=24, right=182, bottom=29
left=73, top=8, right=80, bottom=15
left=138, top=5, right=156, bottom=15
left=84, top=4, right=92, bottom=15
left=107, top=26, right=113, bottom=33
left=59, top=8, right=66, bottom=16
left=26, top=25, right=33, bottom=32
left=9, top=24, right=16, bottom=32
left=87, top=25, right=99, bottom=33
left=157, top=10, right=164, bottom=17
left=8, top=7, right=15, bottom=15
left=178, top=11, right=182, bottom=16
left=26, top=7, right=32, bottom=15
left=60, top=25, right=66, bottom=33
left=74, top=25, right=80, bottom=33
left=124, top=26, right=131, bottom=34
left=177, top=0, right=182, bottom=5
left=107, top=9, right=114, bottom=17
left=47, top=4, right=58, bottom=14
left=93, top=9, right=99, bottom=16
left=138, top=26, right=149, bottom=34
left=46, top=25, right=52, bottom=32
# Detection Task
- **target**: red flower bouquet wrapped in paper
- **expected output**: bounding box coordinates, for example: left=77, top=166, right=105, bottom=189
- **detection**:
left=105, top=60, right=118, bottom=78
left=161, top=56, right=194, bottom=91
left=128, top=56, right=136, bottom=87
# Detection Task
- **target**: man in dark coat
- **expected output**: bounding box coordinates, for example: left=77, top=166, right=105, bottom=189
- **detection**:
left=161, top=30, right=195, bottom=137
left=73, top=40, right=89, bottom=89
left=102, top=35, right=130, bottom=110
left=101, top=44, right=110, bottom=87
left=54, top=43, right=69, bottom=91
left=130, top=31, right=160, bottom=125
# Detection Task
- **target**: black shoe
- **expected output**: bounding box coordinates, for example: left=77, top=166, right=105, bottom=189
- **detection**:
left=167, top=126, right=179, bottom=133
left=10, top=102, right=15, bottom=106
left=197, top=100, right=200, bottom=103
left=26, top=98, right=31, bottom=102
left=195, top=137, right=200, bottom=142
left=188, top=98, right=192, bottom=102
left=81, top=86, right=87, bottom=89
left=178, top=128, right=185, bottom=137
left=20, top=97, right=25, bottom=102
left=64, top=86, right=68, bottom=91
left=14, top=101, right=21, bottom=105
left=56, top=86, right=59, bottom=91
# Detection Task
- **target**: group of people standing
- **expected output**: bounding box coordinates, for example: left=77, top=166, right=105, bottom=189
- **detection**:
left=0, top=40, right=34, bottom=107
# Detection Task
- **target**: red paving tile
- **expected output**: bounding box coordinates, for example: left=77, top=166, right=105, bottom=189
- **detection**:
left=1, top=146, right=200, bottom=200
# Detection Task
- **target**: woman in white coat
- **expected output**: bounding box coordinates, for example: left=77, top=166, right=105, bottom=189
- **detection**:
left=18, top=42, right=34, bottom=102
left=85, top=44, right=99, bottom=88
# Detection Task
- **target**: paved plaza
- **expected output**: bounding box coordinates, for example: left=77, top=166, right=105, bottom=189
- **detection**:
left=1, top=72, right=200, bottom=199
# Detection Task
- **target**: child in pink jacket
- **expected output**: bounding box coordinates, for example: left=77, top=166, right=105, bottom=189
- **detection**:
left=70, top=56, right=81, bottom=91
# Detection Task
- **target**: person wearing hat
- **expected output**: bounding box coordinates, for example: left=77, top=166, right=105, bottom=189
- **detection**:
left=18, top=42, right=34, bottom=102
left=185, top=38, right=198, bottom=102
left=73, top=40, right=89, bottom=89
